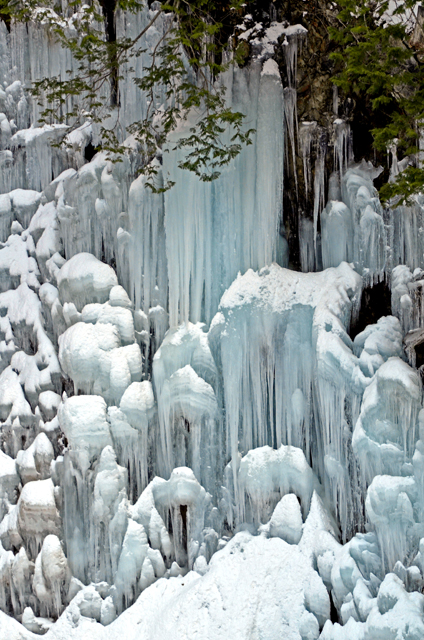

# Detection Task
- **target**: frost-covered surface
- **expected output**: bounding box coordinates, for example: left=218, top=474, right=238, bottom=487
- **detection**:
left=1, top=4, right=424, bottom=640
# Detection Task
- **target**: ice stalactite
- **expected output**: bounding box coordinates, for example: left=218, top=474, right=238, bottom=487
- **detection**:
left=92, top=447, right=127, bottom=585
left=282, top=26, right=306, bottom=192
left=224, top=444, right=324, bottom=527
left=58, top=156, right=131, bottom=266
left=353, top=358, right=421, bottom=485
left=163, top=58, right=284, bottom=327
left=58, top=395, right=112, bottom=581
left=115, top=7, right=169, bottom=135
left=320, top=162, right=387, bottom=283
left=391, top=265, right=424, bottom=335
left=5, top=2, right=424, bottom=636
left=299, top=121, right=317, bottom=199
left=126, top=170, right=168, bottom=369
left=284, top=86, right=298, bottom=190
left=321, top=201, right=353, bottom=270
left=158, top=366, right=220, bottom=496
left=127, top=170, right=167, bottom=315
left=110, top=380, right=156, bottom=500
left=152, top=323, right=220, bottom=493
left=333, top=119, right=353, bottom=180
left=211, top=262, right=364, bottom=540
left=388, top=199, right=424, bottom=273
left=313, top=128, right=327, bottom=267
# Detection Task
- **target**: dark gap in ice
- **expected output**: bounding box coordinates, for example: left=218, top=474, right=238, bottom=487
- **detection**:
left=61, top=377, right=75, bottom=398
left=84, top=142, right=96, bottom=163
left=168, top=509, right=173, bottom=538
left=415, top=341, right=424, bottom=369
left=329, top=590, right=338, bottom=624
left=180, top=504, right=188, bottom=553
left=0, top=12, right=10, bottom=32
left=99, top=0, right=119, bottom=106
left=350, top=280, right=391, bottom=340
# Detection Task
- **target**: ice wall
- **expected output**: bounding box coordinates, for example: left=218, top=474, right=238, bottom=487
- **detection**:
left=3, top=4, right=424, bottom=640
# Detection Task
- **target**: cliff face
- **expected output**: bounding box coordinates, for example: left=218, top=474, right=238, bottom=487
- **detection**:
left=1, top=4, right=424, bottom=640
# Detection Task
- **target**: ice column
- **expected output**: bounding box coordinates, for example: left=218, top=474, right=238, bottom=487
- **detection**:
left=212, top=262, right=364, bottom=539
left=163, top=58, right=284, bottom=327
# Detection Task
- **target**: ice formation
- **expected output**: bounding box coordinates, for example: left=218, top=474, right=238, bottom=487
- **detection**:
left=1, top=2, right=424, bottom=640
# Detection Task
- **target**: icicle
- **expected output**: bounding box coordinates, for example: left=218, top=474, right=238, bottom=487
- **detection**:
left=213, top=262, right=364, bottom=538
left=313, top=129, right=327, bottom=263
left=163, top=60, right=284, bottom=327
left=333, top=85, right=339, bottom=116
left=299, top=121, right=317, bottom=197
left=127, top=165, right=167, bottom=317
left=282, top=31, right=305, bottom=191
left=284, top=87, right=298, bottom=190
left=333, top=119, right=353, bottom=179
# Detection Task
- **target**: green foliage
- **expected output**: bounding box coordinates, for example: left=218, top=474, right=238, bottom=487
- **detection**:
left=5, top=0, right=254, bottom=190
left=330, top=0, right=424, bottom=204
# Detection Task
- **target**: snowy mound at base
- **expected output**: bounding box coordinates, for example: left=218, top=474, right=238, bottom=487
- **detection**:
left=0, top=531, right=329, bottom=640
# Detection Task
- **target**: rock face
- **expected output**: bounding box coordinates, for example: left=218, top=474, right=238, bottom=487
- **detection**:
left=1, top=2, right=424, bottom=640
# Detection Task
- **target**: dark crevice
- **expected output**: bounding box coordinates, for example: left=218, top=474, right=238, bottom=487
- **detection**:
left=329, top=591, right=339, bottom=624
left=414, top=342, right=424, bottom=369
left=350, top=280, right=392, bottom=340
left=0, top=13, right=11, bottom=32
left=84, top=142, right=96, bottom=162
left=180, top=504, right=188, bottom=554
left=99, top=0, right=119, bottom=106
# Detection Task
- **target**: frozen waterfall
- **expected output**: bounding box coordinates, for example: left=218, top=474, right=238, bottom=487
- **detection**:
left=1, top=3, right=424, bottom=640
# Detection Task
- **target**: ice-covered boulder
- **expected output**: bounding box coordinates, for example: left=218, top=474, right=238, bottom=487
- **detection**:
left=17, top=479, right=61, bottom=559
left=152, top=467, right=211, bottom=569
left=58, top=322, right=142, bottom=403
left=9, top=189, right=41, bottom=228
left=353, top=358, right=421, bottom=483
left=158, top=365, right=219, bottom=492
left=366, top=474, right=417, bottom=571
left=0, top=504, right=22, bottom=552
left=57, top=253, right=118, bottom=311
left=21, top=606, right=53, bottom=634
left=58, top=395, right=112, bottom=466
left=34, top=534, right=70, bottom=618
left=353, top=316, right=404, bottom=378
left=321, top=572, right=424, bottom=640
left=0, top=450, right=19, bottom=518
left=16, top=432, right=54, bottom=484
left=227, top=444, right=323, bottom=527
left=153, top=322, right=217, bottom=397
left=152, top=323, right=219, bottom=489
left=119, top=381, right=155, bottom=431
left=266, top=493, right=303, bottom=544
left=38, top=391, right=61, bottom=422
